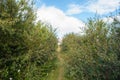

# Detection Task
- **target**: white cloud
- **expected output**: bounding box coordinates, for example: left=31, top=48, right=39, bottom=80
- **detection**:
left=102, top=16, right=120, bottom=23
left=87, top=0, right=120, bottom=15
left=102, top=17, right=114, bottom=23
left=66, top=0, right=120, bottom=15
left=37, top=5, right=85, bottom=38
left=66, top=4, right=83, bottom=15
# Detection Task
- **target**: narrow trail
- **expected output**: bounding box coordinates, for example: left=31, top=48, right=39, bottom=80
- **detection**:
left=57, top=46, right=64, bottom=80
left=46, top=45, right=66, bottom=80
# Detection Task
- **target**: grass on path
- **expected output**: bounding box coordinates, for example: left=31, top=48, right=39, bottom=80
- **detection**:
left=46, top=46, right=67, bottom=80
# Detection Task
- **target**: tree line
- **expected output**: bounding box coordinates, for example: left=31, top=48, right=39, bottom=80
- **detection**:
left=0, top=0, right=120, bottom=80
left=61, top=17, right=120, bottom=80
left=0, top=0, right=58, bottom=80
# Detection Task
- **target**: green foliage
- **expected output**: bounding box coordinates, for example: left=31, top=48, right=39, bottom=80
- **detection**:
left=61, top=33, right=80, bottom=52
left=0, top=0, right=58, bottom=80
left=24, top=23, right=58, bottom=80
left=112, top=18, right=120, bottom=60
left=61, top=18, right=120, bottom=80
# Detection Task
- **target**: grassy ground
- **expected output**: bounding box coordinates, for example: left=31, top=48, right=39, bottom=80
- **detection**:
left=46, top=46, right=67, bottom=80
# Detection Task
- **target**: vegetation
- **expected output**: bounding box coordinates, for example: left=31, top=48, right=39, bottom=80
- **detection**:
left=0, top=0, right=119, bottom=80
left=61, top=18, right=120, bottom=80
left=0, top=0, right=57, bottom=80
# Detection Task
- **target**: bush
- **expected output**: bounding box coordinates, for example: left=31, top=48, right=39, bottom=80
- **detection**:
left=0, top=0, right=58, bottom=80
left=62, top=18, right=120, bottom=80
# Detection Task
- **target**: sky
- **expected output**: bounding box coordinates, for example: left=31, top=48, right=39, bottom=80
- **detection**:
left=35, top=0, right=120, bottom=39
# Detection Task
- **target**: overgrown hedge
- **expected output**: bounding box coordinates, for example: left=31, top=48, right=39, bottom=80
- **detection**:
left=61, top=18, right=120, bottom=80
left=0, top=0, right=58, bottom=80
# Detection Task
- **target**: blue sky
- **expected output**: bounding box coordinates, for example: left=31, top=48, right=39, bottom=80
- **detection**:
left=36, top=0, right=120, bottom=38
left=36, top=0, right=95, bottom=21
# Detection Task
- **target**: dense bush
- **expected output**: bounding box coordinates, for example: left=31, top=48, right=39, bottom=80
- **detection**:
left=0, top=0, right=57, bottom=80
left=25, top=23, right=58, bottom=80
left=61, top=18, right=120, bottom=80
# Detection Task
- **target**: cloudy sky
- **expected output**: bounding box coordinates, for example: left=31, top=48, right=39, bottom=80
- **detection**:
left=35, top=0, right=120, bottom=38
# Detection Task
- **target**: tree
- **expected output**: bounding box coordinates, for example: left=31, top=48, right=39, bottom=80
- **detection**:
left=0, top=1, right=58, bottom=79
left=62, top=18, right=120, bottom=80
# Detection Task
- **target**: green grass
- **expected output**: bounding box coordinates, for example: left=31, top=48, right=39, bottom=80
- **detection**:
left=45, top=59, right=59, bottom=80
left=45, top=46, right=69, bottom=80
left=45, top=52, right=68, bottom=80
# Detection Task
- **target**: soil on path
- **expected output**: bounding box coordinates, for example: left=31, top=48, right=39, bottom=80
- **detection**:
left=57, top=46, right=64, bottom=80
left=46, top=45, right=66, bottom=80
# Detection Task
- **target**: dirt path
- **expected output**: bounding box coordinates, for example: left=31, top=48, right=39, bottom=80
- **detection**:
left=57, top=46, right=64, bottom=80
left=46, top=45, right=65, bottom=80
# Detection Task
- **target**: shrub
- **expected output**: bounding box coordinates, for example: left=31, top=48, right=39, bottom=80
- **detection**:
left=62, top=18, right=120, bottom=80
left=0, top=0, right=58, bottom=79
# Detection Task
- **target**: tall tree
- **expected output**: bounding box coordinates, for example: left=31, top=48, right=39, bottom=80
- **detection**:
left=0, top=0, right=35, bottom=79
